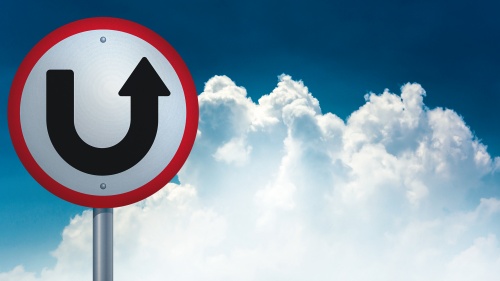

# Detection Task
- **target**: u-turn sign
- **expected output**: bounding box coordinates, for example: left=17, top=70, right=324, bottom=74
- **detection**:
left=8, top=17, right=198, bottom=208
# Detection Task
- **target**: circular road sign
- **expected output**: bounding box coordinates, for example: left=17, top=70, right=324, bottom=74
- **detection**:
left=8, top=17, right=198, bottom=208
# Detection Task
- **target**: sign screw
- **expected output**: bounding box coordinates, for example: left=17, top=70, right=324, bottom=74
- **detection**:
left=100, top=36, right=106, bottom=43
left=100, top=183, right=107, bottom=189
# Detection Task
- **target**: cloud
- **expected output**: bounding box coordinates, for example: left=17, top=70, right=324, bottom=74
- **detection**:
left=2, top=75, right=500, bottom=281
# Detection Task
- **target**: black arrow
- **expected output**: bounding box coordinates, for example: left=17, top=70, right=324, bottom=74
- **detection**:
left=46, top=57, right=170, bottom=175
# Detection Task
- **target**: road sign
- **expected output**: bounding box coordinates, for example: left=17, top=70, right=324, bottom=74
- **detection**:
left=8, top=17, right=198, bottom=208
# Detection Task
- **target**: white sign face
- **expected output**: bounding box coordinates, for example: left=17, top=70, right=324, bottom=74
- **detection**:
left=9, top=18, right=198, bottom=207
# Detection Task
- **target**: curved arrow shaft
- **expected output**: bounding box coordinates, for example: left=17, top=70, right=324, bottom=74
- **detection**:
left=46, top=70, right=160, bottom=175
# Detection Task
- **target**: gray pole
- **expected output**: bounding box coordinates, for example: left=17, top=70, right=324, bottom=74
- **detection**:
left=93, top=208, right=113, bottom=281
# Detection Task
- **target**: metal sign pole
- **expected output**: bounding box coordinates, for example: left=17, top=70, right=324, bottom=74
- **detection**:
left=93, top=208, right=113, bottom=281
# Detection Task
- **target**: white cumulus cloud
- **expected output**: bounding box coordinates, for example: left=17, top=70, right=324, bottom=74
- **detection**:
left=2, top=74, right=500, bottom=281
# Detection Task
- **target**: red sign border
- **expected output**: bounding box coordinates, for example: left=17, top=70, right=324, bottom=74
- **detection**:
left=8, top=17, right=198, bottom=208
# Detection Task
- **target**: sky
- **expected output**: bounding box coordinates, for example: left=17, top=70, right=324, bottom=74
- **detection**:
left=1, top=0, right=500, bottom=280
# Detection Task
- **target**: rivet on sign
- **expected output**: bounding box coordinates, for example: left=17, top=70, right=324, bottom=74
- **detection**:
left=100, top=36, right=106, bottom=43
left=100, top=183, right=106, bottom=189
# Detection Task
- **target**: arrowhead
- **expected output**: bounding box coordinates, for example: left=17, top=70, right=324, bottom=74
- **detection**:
left=119, top=57, right=170, bottom=97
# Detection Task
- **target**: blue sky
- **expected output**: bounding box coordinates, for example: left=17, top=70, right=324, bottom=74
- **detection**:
left=1, top=0, right=500, bottom=279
